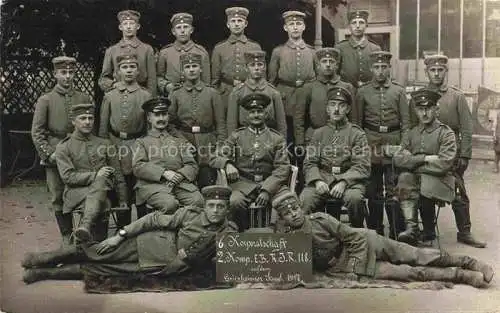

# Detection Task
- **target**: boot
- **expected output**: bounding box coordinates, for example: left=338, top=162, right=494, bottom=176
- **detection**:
left=420, top=267, right=487, bottom=288
left=74, top=198, right=104, bottom=243
left=455, top=269, right=488, bottom=288
left=386, top=200, right=405, bottom=240
left=429, top=253, right=494, bottom=283
left=23, top=264, right=82, bottom=284
left=22, top=245, right=80, bottom=269
left=419, top=197, right=436, bottom=241
left=367, top=200, right=385, bottom=236
left=55, top=211, right=73, bottom=247
left=457, top=232, right=486, bottom=248
left=397, top=200, right=418, bottom=245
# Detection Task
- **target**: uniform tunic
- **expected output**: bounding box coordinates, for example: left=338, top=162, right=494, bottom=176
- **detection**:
left=98, top=38, right=157, bottom=95
left=336, top=37, right=381, bottom=88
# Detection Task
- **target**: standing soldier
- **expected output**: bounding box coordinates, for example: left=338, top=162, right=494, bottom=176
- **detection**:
left=226, top=50, right=287, bottom=136
left=336, top=10, right=381, bottom=90
left=298, top=47, right=355, bottom=147
left=409, top=55, right=486, bottom=248
left=268, top=10, right=316, bottom=161
left=211, top=7, right=262, bottom=112
left=352, top=51, right=409, bottom=239
left=301, top=86, right=370, bottom=228
left=169, top=53, right=226, bottom=188
left=157, top=13, right=210, bottom=96
left=98, top=53, right=152, bottom=226
left=31, top=56, right=92, bottom=246
left=99, top=10, right=156, bottom=95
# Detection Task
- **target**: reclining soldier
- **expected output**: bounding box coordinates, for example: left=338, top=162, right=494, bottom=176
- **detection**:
left=21, top=186, right=237, bottom=284
left=273, top=192, right=494, bottom=288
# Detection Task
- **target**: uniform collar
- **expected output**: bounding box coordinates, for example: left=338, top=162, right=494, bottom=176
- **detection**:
left=419, top=119, right=441, bottom=133
left=119, top=37, right=141, bottom=48
left=371, top=79, right=391, bottom=89
left=183, top=80, right=204, bottom=91
left=174, top=40, right=195, bottom=51
left=228, top=34, right=248, bottom=44
left=349, top=36, right=367, bottom=48
left=317, top=75, right=341, bottom=85
left=286, top=39, right=306, bottom=49
left=148, top=129, right=171, bottom=138
left=71, top=130, right=91, bottom=141
left=248, top=125, right=268, bottom=135
left=245, top=78, right=267, bottom=91
left=53, top=84, right=74, bottom=96
left=327, top=119, right=348, bottom=130
left=427, top=83, right=448, bottom=93
left=117, top=81, right=140, bottom=92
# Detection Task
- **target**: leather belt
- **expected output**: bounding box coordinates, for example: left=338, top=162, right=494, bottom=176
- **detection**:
left=240, top=172, right=267, bottom=183
left=319, top=164, right=348, bottom=175
left=221, top=77, right=244, bottom=86
left=109, top=128, right=143, bottom=140
left=364, top=124, right=401, bottom=133
left=178, top=124, right=215, bottom=134
left=278, top=79, right=311, bottom=88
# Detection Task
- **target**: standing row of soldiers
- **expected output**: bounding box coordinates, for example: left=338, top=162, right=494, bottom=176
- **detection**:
left=31, top=6, right=485, bottom=248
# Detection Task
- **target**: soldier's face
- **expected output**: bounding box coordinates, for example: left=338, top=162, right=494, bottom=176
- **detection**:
left=172, top=23, right=193, bottom=43
left=284, top=20, right=305, bottom=39
left=247, top=61, right=266, bottom=79
left=72, top=114, right=94, bottom=134
left=372, top=63, right=390, bottom=83
left=119, top=20, right=140, bottom=38
left=227, top=17, right=247, bottom=35
left=54, top=68, right=75, bottom=89
left=318, top=57, right=337, bottom=76
left=279, top=203, right=305, bottom=228
left=118, top=63, right=139, bottom=83
left=426, top=66, right=447, bottom=86
left=147, top=111, right=169, bottom=130
left=182, top=63, right=202, bottom=81
left=204, top=199, right=229, bottom=224
left=326, top=100, right=350, bottom=122
left=415, top=105, right=438, bottom=125
left=349, top=18, right=367, bottom=37
left=248, top=107, right=266, bottom=126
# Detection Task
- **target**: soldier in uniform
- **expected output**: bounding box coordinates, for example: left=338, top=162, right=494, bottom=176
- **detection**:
left=209, top=93, right=291, bottom=231
left=268, top=10, right=316, bottom=163
left=55, top=104, right=128, bottom=243
left=273, top=192, right=494, bottom=288
left=410, top=55, right=486, bottom=248
left=211, top=7, right=262, bottom=111
left=226, top=50, right=287, bottom=136
left=336, top=10, right=381, bottom=90
left=352, top=51, right=409, bottom=238
left=157, top=13, right=210, bottom=96
left=132, top=97, right=204, bottom=216
left=99, top=53, right=152, bottom=226
left=98, top=10, right=156, bottom=95
left=297, top=47, right=355, bottom=147
left=169, top=52, right=226, bottom=187
left=393, top=89, right=457, bottom=245
left=31, top=56, right=92, bottom=245
left=21, top=185, right=238, bottom=284
left=301, top=86, right=370, bottom=227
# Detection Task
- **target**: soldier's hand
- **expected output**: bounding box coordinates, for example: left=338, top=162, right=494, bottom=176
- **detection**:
left=97, top=166, right=115, bottom=178
left=49, top=152, right=57, bottom=164
left=254, top=191, right=270, bottom=207
left=330, top=181, right=347, bottom=199
left=177, top=248, right=187, bottom=260
left=225, top=163, right=239, bottom=182
left=424, top=155, right=440, bottom=164
left=315, top=181, right=330, bottom=195
left=170, top=172, right=184, bottom=185
left=95, top=235, right=124, bottom=255
left=162, top=170, right=178, bottom=181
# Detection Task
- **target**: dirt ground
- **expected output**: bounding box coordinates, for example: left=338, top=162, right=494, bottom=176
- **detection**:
left=1, top=160, right=500, bottom=313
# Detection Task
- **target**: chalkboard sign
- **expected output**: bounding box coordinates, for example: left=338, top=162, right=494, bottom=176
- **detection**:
left=215, top=232, right=313, bottom=283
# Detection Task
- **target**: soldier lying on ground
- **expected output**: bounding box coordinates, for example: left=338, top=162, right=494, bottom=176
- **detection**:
left=21, top=186, right=237, bottom=284
left=272, top=191, right=494, bottom=288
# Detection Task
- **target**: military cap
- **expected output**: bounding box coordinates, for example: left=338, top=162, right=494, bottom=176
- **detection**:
left=225, top=7, right=249, bottom=19
left=272, top=192, right=299, bottom=212
left=327, top=86, right=353, bottom=105
left=411, top=88, right=442, bottom=107
left=142, top=97, right=170, bottom=113
left=316, top=47, right=340, bottom=62
left=239, top=93, right=271, bottom=110
left=117, top=10, right=141, bottom=23
left=282, top=10, right=306, bottom=23
left=180, top=52, right=202, bottom=67
left=244, top=50, right=266, bottom=64
left=171, top=12, right=193, bottom=26
left=202, top=185, right=232, bottom=201
left=370, top=51, right=392, bottom=64
left=424, top=54, right=448, bottom=68
left=52, top=56, right=77, bottom=70
left=348, top=10, right=369, bottom=22
left=117, top=53, right=138, bottom=66
left=70, top=103, right=95, bottom=118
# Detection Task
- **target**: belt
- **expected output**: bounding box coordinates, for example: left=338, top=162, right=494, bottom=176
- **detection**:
left=364, top=124, right=401, bottom=133
left=278, top=79, right=311, bottom=88
left=178, top=124, right=215, bottom=134
left=319, top=164, right=348, bottom=175
left=221, top=77, right=244, bottom=86
left=240, top=172, right=268, bottom=183
left=109, top=128, right=143, bottom=140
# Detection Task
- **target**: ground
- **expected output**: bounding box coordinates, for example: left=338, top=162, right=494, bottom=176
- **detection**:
left=1, top=160, right=500, bottom=313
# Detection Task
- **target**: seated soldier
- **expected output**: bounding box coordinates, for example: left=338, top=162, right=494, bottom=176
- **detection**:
left=209, top=93, right=291, bottom=231
left=132, top=97, right=204, bottom=217
left=55, top=103, right=128, bottom=243
left=273, top=192, right=494, bottom=288
left=300, top=86, right=370, bottom=227
left=392, top=89, right=457, bottom=245
left=21, top=186, right=237, bottom=284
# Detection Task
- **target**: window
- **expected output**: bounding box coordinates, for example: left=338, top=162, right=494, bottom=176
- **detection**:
left=419, top=0, right=439, bottom=58
left=399, top=0, right=417, bottom=59
left=486, top=0, right=500, bottom=57
left=463, top=0, right=483, bottom=58
left=441, top=0, right=461, bottom=58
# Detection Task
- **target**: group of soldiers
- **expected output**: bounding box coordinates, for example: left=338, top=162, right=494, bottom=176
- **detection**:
left=24, top=7, right=494, bottom=288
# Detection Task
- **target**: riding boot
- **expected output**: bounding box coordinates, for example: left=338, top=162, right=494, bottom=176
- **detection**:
left=22, top=245, right=80, bottom=268
left=23, top=264, right=83, bottom=284
left=419, top=267, right=486, bottom=288
left=74, top=198, right=104, bottom=243
left=397, top=200, right=418, bottom=245
left=386, top=199, right=405, bottom=240
left=54, top=211, right=73, bottom=246
left=419, top=197, right=436, bottom=241
left=430, top=253, right=494, bottom=283
left=367, top=199, right=385, bottom=236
